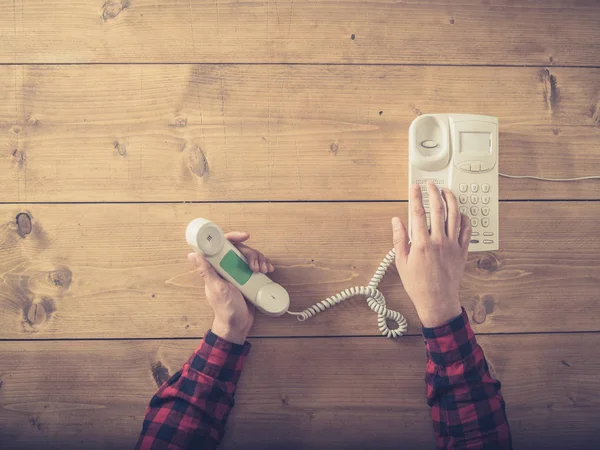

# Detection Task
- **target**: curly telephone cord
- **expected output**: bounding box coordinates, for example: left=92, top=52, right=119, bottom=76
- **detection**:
left=287, top=248, right=407, bottom=338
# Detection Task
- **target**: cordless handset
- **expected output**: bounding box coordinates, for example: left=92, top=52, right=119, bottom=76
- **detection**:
left=186, top=218, right=290, bottom=317
left=409, top=114, right=499, bottom=252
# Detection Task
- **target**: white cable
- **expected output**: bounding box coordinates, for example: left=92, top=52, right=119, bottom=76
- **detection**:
left=500, top=173, right=600, bottom=182
left=287, top=248, right=408, bottom=338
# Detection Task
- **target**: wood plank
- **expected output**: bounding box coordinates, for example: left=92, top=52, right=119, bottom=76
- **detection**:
left=1, top=0, right=599, bottom=65
left=0, top=334, right=597, bottom=449
left=2, top=65, right=600, bottom=202
left=1, top=202, right=599, bottom=339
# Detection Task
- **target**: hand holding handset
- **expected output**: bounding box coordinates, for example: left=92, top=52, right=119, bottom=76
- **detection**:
left=409, top=114, right=499, bottom=252
left=186, top=218, right=290, bottom=317
left=185, top=218, right=405, bottom=335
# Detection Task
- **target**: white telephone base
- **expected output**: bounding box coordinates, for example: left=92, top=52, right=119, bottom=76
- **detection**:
left=409, top=114, right=499, bottom=252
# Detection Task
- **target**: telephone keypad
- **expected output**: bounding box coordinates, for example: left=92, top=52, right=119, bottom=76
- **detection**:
left=416, top=181, right=495, bottom=246
left=457, top=183, right=494, bottom=246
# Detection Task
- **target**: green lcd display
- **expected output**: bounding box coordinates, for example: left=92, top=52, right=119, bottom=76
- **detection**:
left=219, top=250, right=253, bottom=285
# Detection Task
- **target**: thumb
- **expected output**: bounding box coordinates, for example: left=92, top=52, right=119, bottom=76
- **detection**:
left=391, top=217, right=409, bottom=263
left=224, top=231, right=250, bottom=244
left=188, top=253, right=221, bottom=286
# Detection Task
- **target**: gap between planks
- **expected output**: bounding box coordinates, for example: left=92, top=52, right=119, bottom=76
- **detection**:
left=3, top=330, right=600, bottom=342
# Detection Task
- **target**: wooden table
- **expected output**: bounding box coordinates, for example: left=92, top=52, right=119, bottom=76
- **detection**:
left=1, top=1, right=599, bottom=448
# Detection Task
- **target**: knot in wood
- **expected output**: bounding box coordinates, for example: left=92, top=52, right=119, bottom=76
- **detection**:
left=171, top=116, right=188, bottom=127
left=101, top=0, right=129, bottom=21
left=48, top=266, right=72, bottom=291
left=25, top=302, right=47, bottom=327
left=16, top=212, right=32, bottom=237
left=472, top=303, right=487, bottom=324
left=12, top=149, right=26, bottom=168
left=150, top=362, right=170, bottom=388
left=185, top=141, right=208, bottom=177
left=472, top=296, right=495, bottom=325
left=114, top=140, right=127, bottom=156
left=477, top=253, right=498, bottom=273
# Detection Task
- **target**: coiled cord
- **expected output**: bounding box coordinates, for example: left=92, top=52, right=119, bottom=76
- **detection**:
left=287, top=248, right=408, bottom=338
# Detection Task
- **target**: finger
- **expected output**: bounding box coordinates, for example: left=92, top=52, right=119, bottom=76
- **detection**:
left=188, top=253, right=222, bottom=285
left=427, top=181, right=446, bottom=240
left=257, top=252, right=268, bottom=273
left=224, top=231, right=250, bottom=244
left=237, top=246, right=260, bottom=272
left=458, top=213, right=472, bottom=251
left=262, top=255, right=275, bottom=272
left=410, top=184, right=429, bottom=243
left=391, top=217, right=410, bottom=264
left=442, top=187, right=460, bottom=242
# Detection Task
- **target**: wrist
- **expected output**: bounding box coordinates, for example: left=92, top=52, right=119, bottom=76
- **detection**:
left=417, top=303, right=462, bottom=328
left=211, top=320, right=248, bottom=345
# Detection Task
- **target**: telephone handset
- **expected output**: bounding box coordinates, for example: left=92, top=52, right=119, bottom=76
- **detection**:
left=409, top=114, right=499, bottom=252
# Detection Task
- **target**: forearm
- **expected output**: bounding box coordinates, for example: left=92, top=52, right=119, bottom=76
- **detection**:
left=423, top=309, right=512, bottom=449
left=135, top=331, right=250, bottom=450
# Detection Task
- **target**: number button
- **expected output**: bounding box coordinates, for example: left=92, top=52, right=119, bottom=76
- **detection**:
left=482, top=195, right=490, bottom=204
left=481, top=206, right=490, bottom=216
left=470, top=195, right=479, bottom=204
left=481, top=218, right=490, bottom=227
left=459, top=195, right=468, bottom=204
left=470, top=184, right=479, bottom=193
left=459, top=206, right=468, bottom=214
left=459, top=183, right=468, bottom=193
left=470, top=206, right=479, bottom=216
left=470, top=218, right=479, bottom=227
left=482, top=184, right=490, bottom=193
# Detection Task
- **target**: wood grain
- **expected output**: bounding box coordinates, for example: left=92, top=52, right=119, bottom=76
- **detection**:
left=2, top=65, right=600, bottom=202
left=0, top=334, right=597, bottom=449
left=1, top=202, right=599, bottom=339
left=1, top=0, right=599, bottom=65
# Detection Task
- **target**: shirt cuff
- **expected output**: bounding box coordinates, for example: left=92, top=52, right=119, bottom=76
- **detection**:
left=187, top=330, right=251, bottom=384
left=422, top=308, right=478, bottom=366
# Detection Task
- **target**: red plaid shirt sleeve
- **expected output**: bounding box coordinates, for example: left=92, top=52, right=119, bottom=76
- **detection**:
left=423, top=308, right=512, bottom=449
left=135, top=330, right=250, bottom=450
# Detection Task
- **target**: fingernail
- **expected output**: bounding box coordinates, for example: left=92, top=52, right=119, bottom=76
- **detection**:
left=391, top=217, right=401, bottom=230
